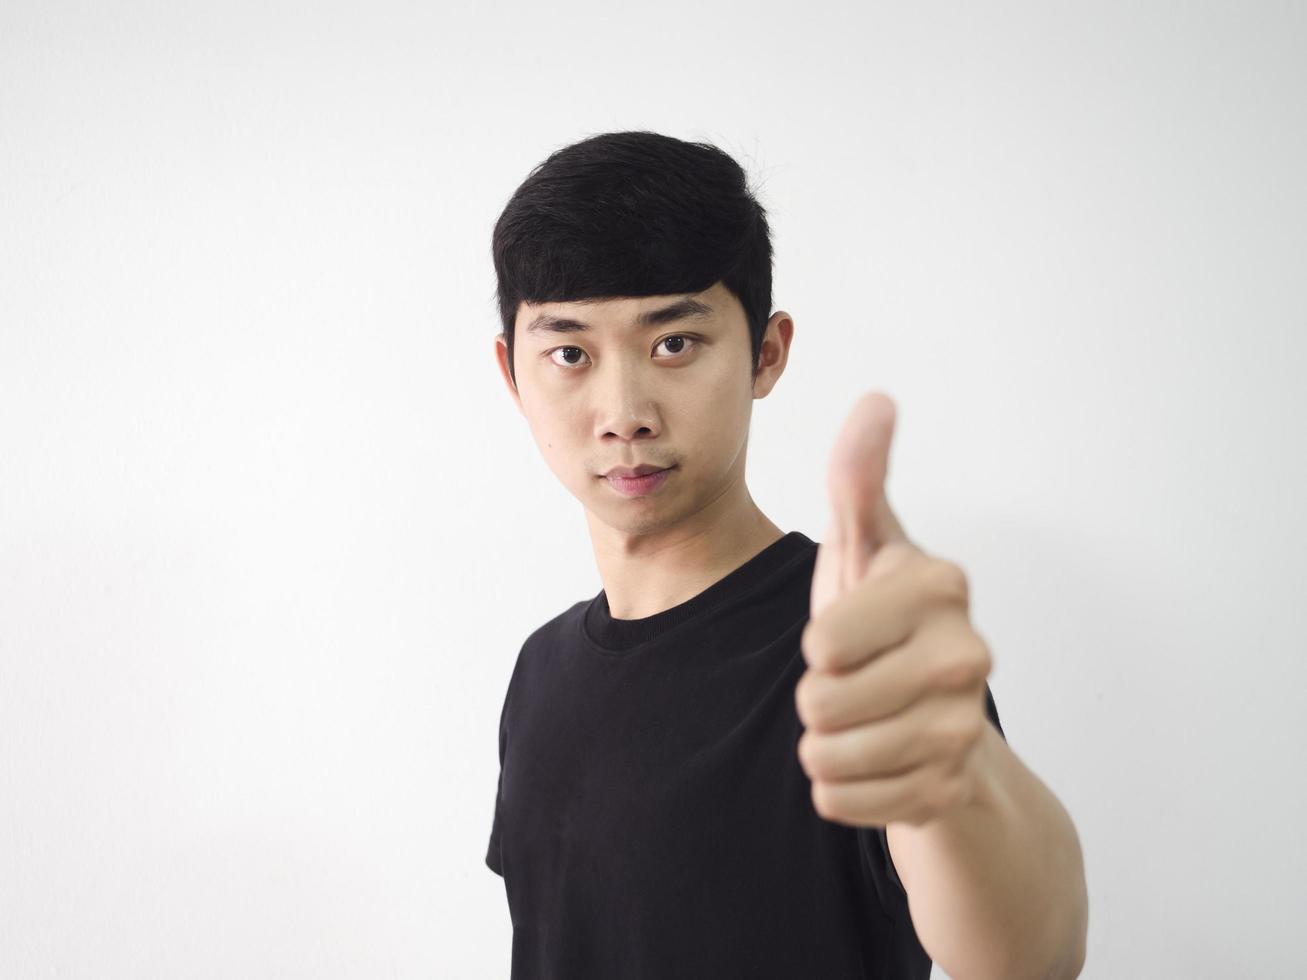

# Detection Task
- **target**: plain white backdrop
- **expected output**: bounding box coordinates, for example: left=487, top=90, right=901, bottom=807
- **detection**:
left=2, top=1, right=1304, bottom=977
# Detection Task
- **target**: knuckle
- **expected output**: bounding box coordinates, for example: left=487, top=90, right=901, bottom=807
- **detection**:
left=932, top=722, right=959, bottom=754
left=797, top=732, right=815, bottom=771
left=800, top=679, right=833, bottom=729
left=799, top=732, right=830, bottom=779
left=800, top=621, right=830, bottom=670
left=937, top=716, right=981, bottom=753
left=882, top=541, right=918, bottom=570
left=958, top=716, right=985, bottom=752
left=811, top=781, right=831, bottom=817
left=925, top=560, right=969, bottom=606
left=936, top=651, right=980, bottom=689
left=931, top=633, right=991, bottom=691
left=794, top=674, right=812, bottom=723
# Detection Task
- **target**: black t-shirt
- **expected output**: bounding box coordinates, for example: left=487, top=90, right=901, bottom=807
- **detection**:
left=486, top=530, right=1005, bottom=979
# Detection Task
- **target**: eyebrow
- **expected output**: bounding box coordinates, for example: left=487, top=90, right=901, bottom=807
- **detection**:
left=524, top=297, right=715, bottom=336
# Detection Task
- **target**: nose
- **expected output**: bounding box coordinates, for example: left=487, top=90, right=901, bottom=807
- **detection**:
left=593, top=363, right=662, bottom=443
left=597, top=407, right=659, bottom=443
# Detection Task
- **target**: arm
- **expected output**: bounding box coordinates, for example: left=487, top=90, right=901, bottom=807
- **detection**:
left=887, top=723, right=1089, bottom=980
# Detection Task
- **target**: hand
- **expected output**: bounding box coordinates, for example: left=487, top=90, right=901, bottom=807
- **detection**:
left=796, top=392, right=995, bottom=829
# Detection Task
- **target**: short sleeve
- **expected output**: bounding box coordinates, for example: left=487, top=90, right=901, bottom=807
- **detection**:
left=486, top=655, right=515, bottom=878
left=983, top=681, right=1005, bottom=741
left=863, top=682, right=1005, bottom=899
left=486, top=770, right=504, bottom=876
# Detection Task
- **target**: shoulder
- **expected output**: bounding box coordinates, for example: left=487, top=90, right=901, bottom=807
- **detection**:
left=521, top=597, right=589, bottom=654
left=502, top=598, right=590, bottom=693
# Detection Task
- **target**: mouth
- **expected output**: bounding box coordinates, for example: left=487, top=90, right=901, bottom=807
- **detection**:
left=600, top=464, right=673, bottom=479
left=601, top=465, right=675, bottom=497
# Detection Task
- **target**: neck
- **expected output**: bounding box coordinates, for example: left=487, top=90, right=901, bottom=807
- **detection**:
left=586, top=480, right=785, bottom=621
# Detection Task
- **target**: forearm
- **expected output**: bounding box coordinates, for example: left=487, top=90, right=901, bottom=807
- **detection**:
left=886, top=723, right=1088, bottom=980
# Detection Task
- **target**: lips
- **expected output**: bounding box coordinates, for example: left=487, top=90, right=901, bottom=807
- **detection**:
left=603, top=464, right=670, bottom=479
left=603, top=466, right=673, bottom=498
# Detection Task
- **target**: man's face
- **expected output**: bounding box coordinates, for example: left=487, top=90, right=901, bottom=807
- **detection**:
left=494, top=280, right=785, bottom=538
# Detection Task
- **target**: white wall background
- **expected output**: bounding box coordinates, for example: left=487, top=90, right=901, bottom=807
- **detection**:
left=2, top=1, right=1303, bottom=977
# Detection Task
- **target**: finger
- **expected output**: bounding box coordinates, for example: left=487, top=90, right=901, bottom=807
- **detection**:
left=826, top=392, right=910, bottom=591
left=810, top=518, right=845, bottom=620
left=801, top=546, right=940, bottom=673
left=798, top=685, right=986, bottom=781
left=810, top=759, right=961, bottom=827
left=798, top=612, right=989, bottom=732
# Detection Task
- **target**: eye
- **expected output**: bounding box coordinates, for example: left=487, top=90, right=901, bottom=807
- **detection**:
left=543, top=335, right=701, bottom=370
left=654, top=334, right=699, bottom=358
left=545, top=346, right=590, bottom=368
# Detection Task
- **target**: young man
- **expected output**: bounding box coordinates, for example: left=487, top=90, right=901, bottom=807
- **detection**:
left=486, top=131, right=1088, bottom=979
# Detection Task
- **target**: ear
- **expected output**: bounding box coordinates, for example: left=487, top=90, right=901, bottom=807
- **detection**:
left=751, top=310, right=795, bottom=400
left=494, top=333, right=524, bottom=416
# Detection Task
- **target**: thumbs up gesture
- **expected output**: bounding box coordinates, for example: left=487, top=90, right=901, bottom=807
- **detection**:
left=796, top=392, right=995, bottom=830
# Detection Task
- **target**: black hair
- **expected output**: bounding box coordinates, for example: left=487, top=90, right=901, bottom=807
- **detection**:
left=491, top=130, right=774, bottom=389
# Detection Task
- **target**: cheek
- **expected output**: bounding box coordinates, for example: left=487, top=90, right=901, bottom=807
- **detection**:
left=702, top=375, right=752, bottom=425
left=522, top=412, right=567, bottom=460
